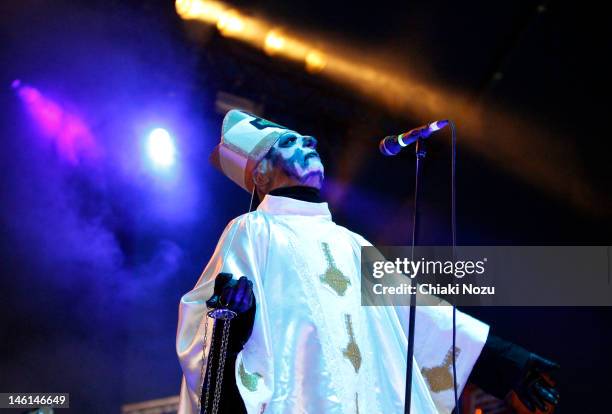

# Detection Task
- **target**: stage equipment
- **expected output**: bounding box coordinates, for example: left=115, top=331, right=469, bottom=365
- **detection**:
left=385, top=120, right=458, bottom=414
left=264, top=30, right=286, bottom=55
left=379, top=120, right=449, bottom=156
left=305, top=50, right=327, bottom=73
left=214, top=91, right=262, bottom=115
left=146, top=128, right=176, bottom=168
left=175, top=1, right=597, bottom=212
left=121, top=396, right=180, bottom=414
left=216, top=9, right=244, bottom=36
left=11, top=80, right=99, bottom=164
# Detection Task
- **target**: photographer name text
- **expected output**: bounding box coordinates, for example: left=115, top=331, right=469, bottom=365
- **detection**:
left=372, top=282, right=495, bottom=296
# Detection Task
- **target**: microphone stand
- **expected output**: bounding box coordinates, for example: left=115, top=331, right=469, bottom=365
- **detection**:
left=404, top=137, right=426, bottom=414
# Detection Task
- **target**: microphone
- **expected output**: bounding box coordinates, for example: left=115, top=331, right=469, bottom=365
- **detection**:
left=379, top=120, right=449, bottom=156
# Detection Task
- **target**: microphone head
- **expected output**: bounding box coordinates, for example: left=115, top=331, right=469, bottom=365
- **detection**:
left=379, top=136, right=401, bottom=156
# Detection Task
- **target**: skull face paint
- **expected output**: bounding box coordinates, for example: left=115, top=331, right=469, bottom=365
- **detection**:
left=265, top=131, right=324, bottom=188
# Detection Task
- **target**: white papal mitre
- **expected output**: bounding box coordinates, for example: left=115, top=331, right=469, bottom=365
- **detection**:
left=209, top=109, right=295, bottom=192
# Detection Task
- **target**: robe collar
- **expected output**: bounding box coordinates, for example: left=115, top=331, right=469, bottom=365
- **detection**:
left=257, top=194, right=331, bottom=220
left=268, top=185, right=322, bottom=203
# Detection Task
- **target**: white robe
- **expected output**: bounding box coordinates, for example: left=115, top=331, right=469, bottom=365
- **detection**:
left=176, top=195, right=489, bottom=414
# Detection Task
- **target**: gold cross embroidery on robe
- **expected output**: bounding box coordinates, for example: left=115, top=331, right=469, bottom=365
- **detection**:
left=342, top=314, right=361, bottom=373
left=421, top=346, right=462, bottom=393
left=239, top=360, right=263, bottom=392
left=319, top=242, right=351, bottom=296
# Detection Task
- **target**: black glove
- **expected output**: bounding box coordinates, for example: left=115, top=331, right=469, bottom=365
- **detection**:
left=206, top=273, right=255, bottom=314
left=512, top=354, right=559, bottom=412
left=206, top=272, right=256, bottom=352
left=469, top=334, right=559, bottom=412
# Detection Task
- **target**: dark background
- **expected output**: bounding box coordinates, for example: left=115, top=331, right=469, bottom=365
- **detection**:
left=0, top=0, right=610, bottom=412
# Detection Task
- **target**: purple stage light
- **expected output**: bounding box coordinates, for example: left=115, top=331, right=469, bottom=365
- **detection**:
left=146, top=128, right=176, bottom=168
left=12, top=81, right=100, bottom=164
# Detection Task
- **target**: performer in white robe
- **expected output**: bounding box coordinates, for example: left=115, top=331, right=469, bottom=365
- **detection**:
left=176, top=110, right=558, bottom=414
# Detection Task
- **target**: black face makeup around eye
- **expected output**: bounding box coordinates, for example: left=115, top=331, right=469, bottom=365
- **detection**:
left=279, top=134, right=297, bottom=147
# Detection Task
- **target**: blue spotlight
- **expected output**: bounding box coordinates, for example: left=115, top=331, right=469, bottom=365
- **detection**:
left=146, top=128, right=176, bottom=168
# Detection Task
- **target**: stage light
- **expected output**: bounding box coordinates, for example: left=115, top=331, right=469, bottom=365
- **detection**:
left=12, top=81, right=100, bottom=164
left=264, top=30, right=285, bottom=55
left=175, top=0, right=225, bottom=23
left=217, top=9, right=244, bottom=35
left=305, top=50, right=327, bottom=73
left=175, top=0, right=601, bottom=213
left=147, top=128, right=176, bottom=168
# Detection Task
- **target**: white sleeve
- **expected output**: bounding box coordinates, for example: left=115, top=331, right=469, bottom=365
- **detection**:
left=393, top=305, right=489, bottom=413
left=175, top=214, right=268, bottom=414
left=353, top=231, right=489, bottom=413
